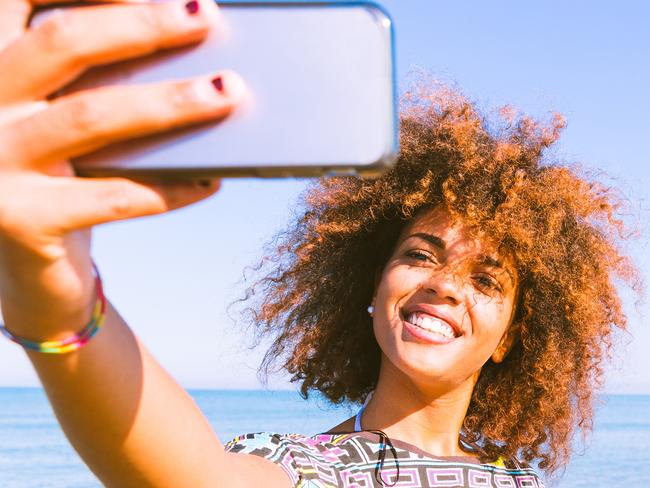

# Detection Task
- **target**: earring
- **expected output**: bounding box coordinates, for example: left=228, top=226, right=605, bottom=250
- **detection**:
left=367, top=305, right=375, bottom=316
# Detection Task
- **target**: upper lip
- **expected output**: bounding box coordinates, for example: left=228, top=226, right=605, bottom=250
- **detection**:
left=401, top=304, right=463, bottom=337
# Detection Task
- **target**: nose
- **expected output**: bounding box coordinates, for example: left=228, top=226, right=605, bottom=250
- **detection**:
left=422, top=270, right=464, bottom=305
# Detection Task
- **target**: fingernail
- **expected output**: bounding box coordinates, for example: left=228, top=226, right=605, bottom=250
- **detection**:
left=211, top=72, right=247, bottom=101
left=212, top=76, right=224, bottom=93
left=185, top=0, right=199, bottom=15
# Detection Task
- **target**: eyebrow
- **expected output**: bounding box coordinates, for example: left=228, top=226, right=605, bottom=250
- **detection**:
left=408, top=232, right=515, bottom=286
left=409, top=232, right=446, bottom=250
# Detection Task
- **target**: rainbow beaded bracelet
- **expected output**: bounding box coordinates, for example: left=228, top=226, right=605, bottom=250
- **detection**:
left=0, top=263, right=107, bottom=354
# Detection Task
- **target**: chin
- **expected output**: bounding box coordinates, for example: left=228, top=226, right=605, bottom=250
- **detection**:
left=378, top=334, right=481, bottom=389
left=381, top=343, right=463, bottom=387
left=375, top=317, right=480, bottom=388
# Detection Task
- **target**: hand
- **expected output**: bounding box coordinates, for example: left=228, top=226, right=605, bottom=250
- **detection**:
left=0, top=0, right=245, bottom=339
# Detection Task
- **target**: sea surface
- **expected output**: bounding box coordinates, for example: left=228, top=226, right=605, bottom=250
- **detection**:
left=0, top=388, right=648, bottom=487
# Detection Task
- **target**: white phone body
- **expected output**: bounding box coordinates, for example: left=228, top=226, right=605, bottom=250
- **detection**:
left=32, top=1, right=398, bottom=178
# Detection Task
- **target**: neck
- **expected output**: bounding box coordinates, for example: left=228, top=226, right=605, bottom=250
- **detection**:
left=361, top=355, right=480, bottom=457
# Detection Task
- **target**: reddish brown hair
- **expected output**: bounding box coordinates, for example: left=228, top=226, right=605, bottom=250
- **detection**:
left=242, top=79, right=639, bottom=476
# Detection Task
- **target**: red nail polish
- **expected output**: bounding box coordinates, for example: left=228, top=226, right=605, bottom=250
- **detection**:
left=185, top=0, right=199, bottom=15
left=212, top=76, right=224, bottom=93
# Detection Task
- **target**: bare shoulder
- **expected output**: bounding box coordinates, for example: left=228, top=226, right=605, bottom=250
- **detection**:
left=325, top=416, right=356, bottom=433
left=225, top=452, right=292, bottom=488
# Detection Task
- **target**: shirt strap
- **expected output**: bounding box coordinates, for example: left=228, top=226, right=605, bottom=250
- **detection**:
left=354, top=392, right=374, bottom=432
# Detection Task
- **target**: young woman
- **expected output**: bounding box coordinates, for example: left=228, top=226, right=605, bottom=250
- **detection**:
left=0, top=1, right=636, bottom=487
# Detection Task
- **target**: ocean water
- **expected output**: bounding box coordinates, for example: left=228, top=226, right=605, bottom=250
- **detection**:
left=0, top=388, right=648, bottom=487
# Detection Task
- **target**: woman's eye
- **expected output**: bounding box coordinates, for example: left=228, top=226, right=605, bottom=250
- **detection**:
left=405, top=250, right=433, bottom=262
left=473, top=274, right=502, bottom=292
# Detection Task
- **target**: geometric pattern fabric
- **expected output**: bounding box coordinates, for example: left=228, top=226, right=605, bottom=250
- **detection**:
left=225, top=432, right=546, bottom=488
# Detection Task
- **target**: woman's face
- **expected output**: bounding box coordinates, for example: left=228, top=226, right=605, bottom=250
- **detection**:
left=372, top=207, right=519, bottom=389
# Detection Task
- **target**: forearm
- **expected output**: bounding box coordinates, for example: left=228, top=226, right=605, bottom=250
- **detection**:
left=0, top=1, right=250, bottom=483
left=24, top=300, right=229, bottom=488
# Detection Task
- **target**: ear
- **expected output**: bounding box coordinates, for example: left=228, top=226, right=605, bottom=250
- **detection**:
left=492, top=273, right=523, bottom=364
left=373, top=267, right=383, bottom=290
left=369, top=267, right=383, bottom=304
left=491, top=321, right=520, bottom=363
left=366, top=269, right=383, bottom=317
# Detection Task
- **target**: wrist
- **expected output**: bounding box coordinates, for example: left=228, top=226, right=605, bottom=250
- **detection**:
left=1, top=297, right=97, bottom=343
left=0, top=268, right=99, bottom=344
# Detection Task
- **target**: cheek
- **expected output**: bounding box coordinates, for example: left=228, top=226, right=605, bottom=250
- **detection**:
left=468, top=295, right=515, bottom=344
left=457, top=303, right=512, bottom=375
left=372, top=269, right=412, bottom=341
left=376, top=265, right=426, bottom=302
left=373, top=268, right=425, bottom=332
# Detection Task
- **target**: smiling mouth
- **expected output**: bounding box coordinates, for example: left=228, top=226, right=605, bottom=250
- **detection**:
left=404, top=312, right=459, bottom=340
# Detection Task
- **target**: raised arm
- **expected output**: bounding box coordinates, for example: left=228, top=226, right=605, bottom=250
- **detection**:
left=0, top=1, right=289, bottom=486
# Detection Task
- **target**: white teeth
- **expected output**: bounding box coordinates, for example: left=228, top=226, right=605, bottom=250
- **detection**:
left=406, top=312, right=456, bottom=339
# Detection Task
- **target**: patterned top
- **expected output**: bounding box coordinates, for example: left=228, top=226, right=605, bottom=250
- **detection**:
left=224, top=431, right=546, bottom=488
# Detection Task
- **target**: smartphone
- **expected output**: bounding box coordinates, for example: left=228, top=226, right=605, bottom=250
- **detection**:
left=31, top=1, right=398, bottom=179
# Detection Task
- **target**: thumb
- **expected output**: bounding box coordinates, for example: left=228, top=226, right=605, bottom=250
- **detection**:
left=49, top=176, right=220, bottom=233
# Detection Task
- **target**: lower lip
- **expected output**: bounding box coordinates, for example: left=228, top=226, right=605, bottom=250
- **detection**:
left=402, top=319, right=458, bottom=345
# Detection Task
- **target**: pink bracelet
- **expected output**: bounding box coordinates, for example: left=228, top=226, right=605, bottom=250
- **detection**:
left=0, top=263, right=107, bottom=354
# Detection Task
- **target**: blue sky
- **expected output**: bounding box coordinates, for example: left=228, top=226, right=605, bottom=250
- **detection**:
left=2, top=0, right=649, bottom=393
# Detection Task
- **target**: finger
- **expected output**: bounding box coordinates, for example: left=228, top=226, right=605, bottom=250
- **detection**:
left=31, top=0, right=150, bottom=4
left=48, top=176, right=221, bottom=233
left=0, top=0, right=220, bottom=103
left=0, top=171, right=220, bottom=234
left=1, top=70, right=247, bottom=169
left=0, top=101, right=48, bottom=129
left=0, top=0, right=151, bottom=53
left=0, top=0, right=31, bottom=50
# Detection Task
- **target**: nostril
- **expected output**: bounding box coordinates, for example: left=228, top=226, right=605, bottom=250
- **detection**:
left=424, top=287, right=460, bottom=306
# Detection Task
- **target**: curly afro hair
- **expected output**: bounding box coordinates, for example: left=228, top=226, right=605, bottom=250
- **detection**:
left=241, top=78, right=640, bottom=477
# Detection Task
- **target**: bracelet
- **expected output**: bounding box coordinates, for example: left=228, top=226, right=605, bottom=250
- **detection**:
left=0, top=263, right=107, bottom=354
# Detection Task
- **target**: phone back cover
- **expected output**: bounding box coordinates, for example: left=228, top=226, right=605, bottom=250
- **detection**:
left=62, top=1, right=398, bottom=177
